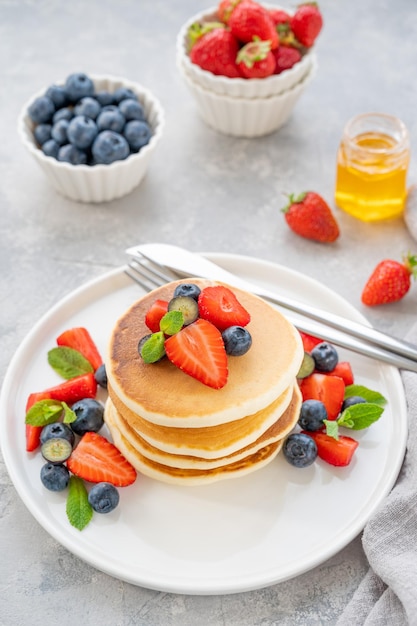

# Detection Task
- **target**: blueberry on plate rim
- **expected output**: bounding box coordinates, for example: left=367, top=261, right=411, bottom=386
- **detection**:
left=70, top=398, right=104, bottom=435
left=297, top=399, right=327, bottom=431
left=88, top=482, right=120, bottom=514
left=311, top=341, right=339, bottom=372
left=40, top=462, right=70, bottom=492
left=283, top=433, right=318, bottom=468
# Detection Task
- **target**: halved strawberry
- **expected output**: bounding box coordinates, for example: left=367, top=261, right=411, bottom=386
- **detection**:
left=25, top=392, right=49, bottom=451
left=67, top=432, right=136, bottom=486
left=298, top=331, right=323, bottom=353
left=303, top=431, right=359, bottom=467
left=145, top=299, right=169, bottom=333
left=164, top=318, right=228, bottom=389
left=326, top=361, right=354, bottom=386
left=299, top=373, right=345, bottom=420
left=57, top=327, right=103, bottom=371
left=26, top=373, right=97, bottom=408
left=198, top=286, right=250, bottom=331
left=25, top=424, right=43, bottom=452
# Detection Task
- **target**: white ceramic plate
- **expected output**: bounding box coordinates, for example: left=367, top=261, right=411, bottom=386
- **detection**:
left=0, top=254, right=408, bottom=595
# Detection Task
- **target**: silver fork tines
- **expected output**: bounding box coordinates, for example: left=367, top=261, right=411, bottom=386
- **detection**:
left=125, top=255, right=178, bottom=292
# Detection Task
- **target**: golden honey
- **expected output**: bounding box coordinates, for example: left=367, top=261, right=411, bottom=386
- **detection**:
left=335, top=114, right=410, bottom=222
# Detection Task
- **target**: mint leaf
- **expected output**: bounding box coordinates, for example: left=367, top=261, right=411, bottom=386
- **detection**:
left=344, top=384, right=387, bottom=406
left=48, top=346, right=93, bottom=379
left=62, top=401, right=77, bottom=424
left=324, top=419, right=339, bottom=440
left=25, top=399, right=64, bottom=426
left=66, top=476, right=93, bottom=531
left=338, top=403, right=384, bottom=430
left=160, top=311, right=183, bottom=336
left=140, top=332, right=166, bottom=363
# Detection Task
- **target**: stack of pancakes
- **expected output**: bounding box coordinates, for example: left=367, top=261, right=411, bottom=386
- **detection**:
left=104, top=279, right=304, bottom=485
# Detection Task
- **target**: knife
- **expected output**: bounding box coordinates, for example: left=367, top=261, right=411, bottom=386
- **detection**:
left=126, top=243, right=417, bottom=371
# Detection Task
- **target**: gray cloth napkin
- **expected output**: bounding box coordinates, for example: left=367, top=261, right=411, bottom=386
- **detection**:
left=337, top=322, right=417, bottom=626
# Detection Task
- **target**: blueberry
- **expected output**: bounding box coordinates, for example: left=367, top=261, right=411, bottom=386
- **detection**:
left=94, top=363, right=108, bottom=389
left=65, top=72, right=95, bottom=103
left=40, top=462, right=70, bottom=492
left=173, top=283, right=201, bottom=300
left=96, top=106, right=126, bottom=133
left=51, top=119, right=70, bottom=145
left=95, top=90, right=115, bottom=106
left=222, top=326, right=252, bottom=356
left=92, top=130, right=130, bottom=165
left=53, top=107, right=74, bottom=124
left=283, top=433, right=317, bottom=468
left=311, top=342, right=339, bottom=372
left=296, top=352, right=315, bottom=379
left=40, top=422, right=75, bottom=447
left=34, top=123, right=52, bottom=146
left=123, top=120, right=151, bottom=152
left=28, top=95, right=55, bottom=124
left=67, top=115, right=98, bottom=150
left=45, top=85, right=68, bottom=108
left=118, top=98, right=145, bottom=122
left=74, top=96, right=101, bottom=120
left=57, top=144, right=88, bottom=165
left=138, top=333, right=166, bottom=362
left=88, top=482, right=119, bottom=514
left=168, top=296, right=199, bottom=325
left=70, top=398, right=104, bottom=435
left=42, top=139, right=60, bottom=158
left=298, top=400, right=327, bottom=431
left=342, top=395, right=367, bottom=411
left=113, top=87, right=138, bottom=103
left=41, top=437, right=73, bottom=464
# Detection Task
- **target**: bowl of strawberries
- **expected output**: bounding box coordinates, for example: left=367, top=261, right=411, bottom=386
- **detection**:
left=176, top=1, right=321, bottom=136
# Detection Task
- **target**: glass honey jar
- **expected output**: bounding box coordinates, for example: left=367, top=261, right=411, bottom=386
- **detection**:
left=335, top=113, right=410, bottom=221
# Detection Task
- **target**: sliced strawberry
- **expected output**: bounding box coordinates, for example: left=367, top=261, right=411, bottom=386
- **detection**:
left=326, top=361, right=354, bottom=386
left=67, top=432, right=136, bottom=486
left=164, top=318, right=228, bottom=389
left=298, top=331, right=323, bottom=353
left=303, top=431, right=359, bottom=467
left=145, top=299, right=169, bottom=333
left=27, top=373, right=97, bottom=407
left=299, top=373, right=345, bottom=420
left=198, top=286, right=250, bottom=331
left=25, top=392, right=51, bottom=451
left=25, top=424, right=43, bottom=452
left=57, top=327, right=103, bottom=371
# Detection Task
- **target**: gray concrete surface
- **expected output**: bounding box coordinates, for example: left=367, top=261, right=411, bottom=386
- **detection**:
left=1, top=0, right=417, bottom=624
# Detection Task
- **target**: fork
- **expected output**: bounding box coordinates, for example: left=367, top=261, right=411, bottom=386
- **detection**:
left=125, top=254, right=417, bottom=373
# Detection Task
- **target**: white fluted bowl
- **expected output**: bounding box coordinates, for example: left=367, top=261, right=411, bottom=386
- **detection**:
left=18, top=75, right=165, bottom=203
left=180, top=55, right=317, bottom=138
left=177, top=6, right=316, bottom=99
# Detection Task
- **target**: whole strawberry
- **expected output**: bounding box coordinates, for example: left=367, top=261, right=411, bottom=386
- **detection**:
left=229, top=1, right=279, bottom=50
left=218, top=0, right=248, bottom=24
left=291, top=2, right=323, bottom=47
left=189, top=27, right=241, bottom=77
left=282, top=192, right=340, bottom=243
left=361, top=254, right=417, bottom=306
left=236, top=39, right=276, bottom=79
left=273, top=45, right=302, bottom=73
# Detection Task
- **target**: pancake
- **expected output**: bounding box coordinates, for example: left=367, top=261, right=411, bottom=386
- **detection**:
left=104, top=384, right=301, bottom=471
left=105, top=278, right=304, bottom=485
left=106, top=278, right=304, bottom=428
left=105, top=402, right=285, bottom=486
left=107, top=381, right=294, bottom=458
